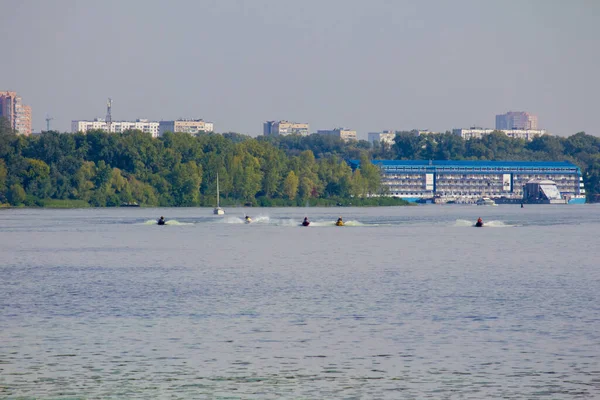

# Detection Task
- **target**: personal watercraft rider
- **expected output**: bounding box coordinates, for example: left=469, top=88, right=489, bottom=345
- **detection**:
left=158, top=216, right=165, bottom=225
left=302, top=217, right=310, bottom=226
left=245, top=215, right=251, bottom=223
left=475, top=217, right=483, bottom=227
left=336, top=216, right=344, bottom=226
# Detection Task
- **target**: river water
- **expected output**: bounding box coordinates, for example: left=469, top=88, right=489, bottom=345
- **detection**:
left=1, top=205, right=600, bottom=399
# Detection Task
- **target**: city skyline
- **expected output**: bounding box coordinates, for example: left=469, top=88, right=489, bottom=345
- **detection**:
left=1, top=1, right=598, bottom=138
left=0, top=97, right=555, bottom=141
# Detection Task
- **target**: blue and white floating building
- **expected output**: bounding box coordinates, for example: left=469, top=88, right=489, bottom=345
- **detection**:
left=349, top=160, right=586, bottom=204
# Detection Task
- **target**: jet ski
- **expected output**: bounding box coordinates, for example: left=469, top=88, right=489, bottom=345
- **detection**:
left=335, top=220, right=344, bottom=226
left=302, top=221, right=310, bottom=227
left=244, top=216, right=252, bottom=224
left=475, top=220, right=483, bottom=227
left=157, top=217, right=166, bottom=226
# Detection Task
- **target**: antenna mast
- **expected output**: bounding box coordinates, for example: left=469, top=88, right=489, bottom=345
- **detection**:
left=45, top=114, right=54, bottom=131
left=106, top=98, right=113, bottom=132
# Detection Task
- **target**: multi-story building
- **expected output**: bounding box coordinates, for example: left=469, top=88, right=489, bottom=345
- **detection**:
left=0, top=91, right=32, bottom=135
left=368, top=130, right=396, bottom=145
left=263, top=120, right=309, bottom=136
left=453, top=127, right=546, bottom=141
left=316, top=128, right=357, bottom=142
left=348, top=159, right=585, bottom=204
left=72, top=118, right=160, bottom=137
left=158, top=119, right=214, bottom=136
left=496, top=111, right=538, bottom=130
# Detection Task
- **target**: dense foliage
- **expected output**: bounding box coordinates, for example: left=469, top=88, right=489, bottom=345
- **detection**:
left=1, top=120, right=599, bottom=207
left=0, top=120, right=386, bottom=207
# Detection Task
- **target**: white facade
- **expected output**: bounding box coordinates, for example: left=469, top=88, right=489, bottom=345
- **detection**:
left=317, top=128, right=357, bottom=142
left=368, top=130, right=396, bottom=145
left=72, top=118, right=160, bottom=137
left=263, top=120, right=310, bottom=136
left=158, top=119, right=214, bottom=136
left=502, top=129, right=547, bottom=140
left=453, top=128, right=546, bottom=141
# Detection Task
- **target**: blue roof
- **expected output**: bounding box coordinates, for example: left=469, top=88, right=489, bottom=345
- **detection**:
left=349, top=159, right=579, bottom=169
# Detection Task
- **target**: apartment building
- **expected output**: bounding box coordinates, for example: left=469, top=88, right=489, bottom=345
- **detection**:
left=496, top=111, right=538, bottom=130
left=453, top=128, right=546, bottom=141
left=158, top=119, right=214, bottom=136
left=316, top=128, right=357, bottom=142
left=72, top=118, right=160, bottom=137
left=0, top=91, right=32, bottom=135
left=368, top=130, right=396, bottom=145
left=263, top=120, right=310, bottom=136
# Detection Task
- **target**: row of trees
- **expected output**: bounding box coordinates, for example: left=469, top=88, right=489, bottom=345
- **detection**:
left=0, top=122, right=383, bottom=207
left=1, top=119, right=599, bottom=207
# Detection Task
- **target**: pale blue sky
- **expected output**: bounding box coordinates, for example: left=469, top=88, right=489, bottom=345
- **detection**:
left=1, top=0, right=598, bottom=138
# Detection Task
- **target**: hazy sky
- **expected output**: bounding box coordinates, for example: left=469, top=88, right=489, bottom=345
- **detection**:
left=1, top=0, right=598, bottom=138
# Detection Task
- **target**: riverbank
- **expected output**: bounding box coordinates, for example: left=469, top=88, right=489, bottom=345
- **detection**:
left=2, top=196, right=412, bottom=209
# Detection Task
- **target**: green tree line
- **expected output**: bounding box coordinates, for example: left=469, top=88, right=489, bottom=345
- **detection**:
left=0, top=120, right=386, bottom=207
left=1, top=119, right=599, bottom=206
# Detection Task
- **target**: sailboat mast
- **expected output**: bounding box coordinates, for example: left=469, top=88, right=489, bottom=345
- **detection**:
left=216, top=172, right=220, bottom=207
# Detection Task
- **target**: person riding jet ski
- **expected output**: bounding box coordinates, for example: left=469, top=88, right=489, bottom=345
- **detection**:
left=157, top=216, right=166, bottom=225
left=302, top=217, right=310, bottom=227
left=475, top=217, right=483, bottom=227
left=335, top=216, right=344, bottom=226
left=244, top=215, right=252, bottom=224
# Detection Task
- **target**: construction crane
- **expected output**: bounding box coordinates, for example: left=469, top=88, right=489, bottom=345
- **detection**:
left=106, top=98, right=112, bottom=132
left=45, top=114, right=54, bottom=131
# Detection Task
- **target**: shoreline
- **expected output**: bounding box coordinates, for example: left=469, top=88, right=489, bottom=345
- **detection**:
left=1, top=197, right=412, bottom=209
left=0, top=204, right=417, bottom=209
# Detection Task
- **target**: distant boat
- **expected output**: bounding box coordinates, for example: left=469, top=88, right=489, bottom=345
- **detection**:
left=476, top=197, right=497, bottom=206
left=213, top=173, right=224, bottom=215
left=120, top=202, right=140, bottom=207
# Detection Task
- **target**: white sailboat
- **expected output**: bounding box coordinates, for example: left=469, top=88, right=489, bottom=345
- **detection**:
left=213, top=172, right=225, bottom=215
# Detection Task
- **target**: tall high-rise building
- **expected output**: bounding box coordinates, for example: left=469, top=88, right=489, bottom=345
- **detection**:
left=0, top=91, right=32, bottom=135
left=496, top=111, right=538, bottom=130
left=263, top=120, right=309, bottom=136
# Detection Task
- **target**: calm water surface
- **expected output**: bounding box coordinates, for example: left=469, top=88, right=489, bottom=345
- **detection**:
left=1, top=205, right=600, bottom=399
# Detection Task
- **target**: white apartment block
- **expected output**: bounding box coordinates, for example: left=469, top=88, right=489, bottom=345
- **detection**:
left=453, top=128, right=546, bottom=141
left=263, top=120, right=310, bottom=136
left=158, top=119, right=214, bottom=136
left=317, top=128, right=357, bottom=142
left=71, top=119, right=160, bottom=137
left=368, top=130, right=396, bottom=145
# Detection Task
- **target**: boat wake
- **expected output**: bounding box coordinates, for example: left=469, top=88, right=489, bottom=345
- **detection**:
left=455, top=219, right=513, bottom=228
left=307, top=220, right=366, bottom=227
left=142, top=219, right=193, bottom=226
left=219, top=216, right=369, bottom=227
left=221, top=215, right=271, bottom=224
